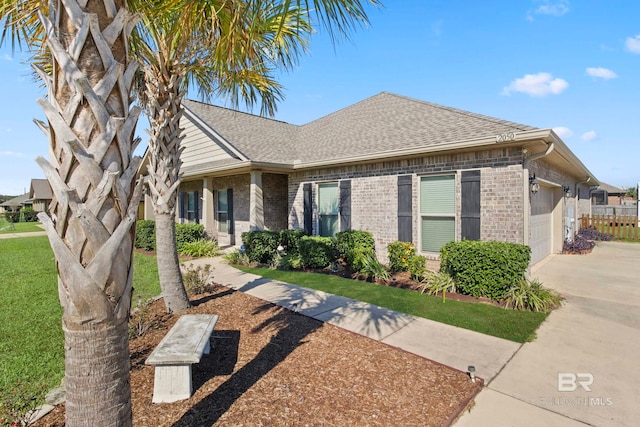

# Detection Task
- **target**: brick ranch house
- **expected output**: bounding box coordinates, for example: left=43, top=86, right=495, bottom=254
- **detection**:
left=140, top=92, right=599, bottom=267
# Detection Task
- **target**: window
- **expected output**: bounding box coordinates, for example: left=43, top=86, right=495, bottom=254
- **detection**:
left=318, top=183, right=339, bottom=237
left=186, top=191, right=198, bottom=223
left=420, top=175, right=455, bottom=252
left=180, top=191, right=199, bottom=223
left=217, top=189, right=228, bottom=233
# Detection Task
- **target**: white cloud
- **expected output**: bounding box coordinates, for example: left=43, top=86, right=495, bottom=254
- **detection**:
left=2, top=54, right=12, bottom=61
left=582, top=131, right=597, bottom=141
left=502, top=72, right=568, bottom=97
left=553, top=126, right=573, bottom=138
left=528, top=1, right=569, bottom=20
left=0, top=151, right=24, bottom=157
left=626, top=35, right=640, bottom=53
left=586, top=67, right=618, bottom=79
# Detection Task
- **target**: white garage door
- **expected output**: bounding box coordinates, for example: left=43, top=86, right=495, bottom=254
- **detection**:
left=530, top=186, right=553, bottom=265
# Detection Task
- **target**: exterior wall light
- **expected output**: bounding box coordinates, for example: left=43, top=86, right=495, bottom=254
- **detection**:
left=468, top=365, right=476, bottom=383
left=563, top=186, right=572, bottom=197
left=529, top=174, right=540, bottom=194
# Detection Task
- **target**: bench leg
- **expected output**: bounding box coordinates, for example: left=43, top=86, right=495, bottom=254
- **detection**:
left=152, top=365, right=193, bottom=403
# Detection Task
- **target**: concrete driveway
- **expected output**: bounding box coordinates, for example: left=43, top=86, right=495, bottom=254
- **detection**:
left=456, top=241, right=640, bottom=426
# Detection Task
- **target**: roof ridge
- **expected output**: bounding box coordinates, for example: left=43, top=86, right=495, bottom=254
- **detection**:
left=182, top=98, right=296, bottom=126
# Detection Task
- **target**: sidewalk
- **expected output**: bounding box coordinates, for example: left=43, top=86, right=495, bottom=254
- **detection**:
left=0, top=230, right=47, bottom=239
left=185, top=256, right=521, bottom=384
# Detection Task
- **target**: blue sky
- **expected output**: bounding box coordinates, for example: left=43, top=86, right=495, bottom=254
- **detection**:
left=1, top=0, right=638, bottom=195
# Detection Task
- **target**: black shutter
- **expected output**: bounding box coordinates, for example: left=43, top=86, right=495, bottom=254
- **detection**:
left=303, top=183, right=312, bottom=235
left=227, top=188, right=234, bottom=235
left=339, top=180, right=351, bottom=231
left=397, top=175, right=412, bottom=242
left=179, top=192, right=185, bottom=221
left=194, top=191, right=200, bottom=224
left=461, top=170, right=481, bottom=241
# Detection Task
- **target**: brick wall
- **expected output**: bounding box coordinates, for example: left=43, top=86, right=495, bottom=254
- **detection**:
left=210, top=174, right=250, bottom=243
left=263, top=173, right=289, bottom=231
left=289, top=147, right=525, bottom=262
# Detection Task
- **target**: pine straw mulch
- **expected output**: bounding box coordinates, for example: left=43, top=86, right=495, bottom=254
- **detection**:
left=34, top=286, right=482, bottom=427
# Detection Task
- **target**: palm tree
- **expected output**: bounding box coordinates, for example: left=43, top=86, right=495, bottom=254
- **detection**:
left=132, top=0, right=379, bottom=313
left=1, top=0, right=140, bottom=425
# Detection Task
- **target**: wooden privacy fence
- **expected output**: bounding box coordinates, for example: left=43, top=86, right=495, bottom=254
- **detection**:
left=581, top=214, right=639, bottom=241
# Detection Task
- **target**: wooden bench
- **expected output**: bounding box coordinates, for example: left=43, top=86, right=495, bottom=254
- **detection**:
left=145, top=314, right=219, bottom=403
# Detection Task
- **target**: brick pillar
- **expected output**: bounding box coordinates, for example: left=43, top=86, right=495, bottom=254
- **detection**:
left=250, top=171, right=264, bottom=231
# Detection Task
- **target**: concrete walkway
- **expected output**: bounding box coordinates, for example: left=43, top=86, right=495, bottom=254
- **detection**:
left=0, top=230, right=47, bottom=239
left=186, top=256, right=520, bottom=385
left=455, top=241, right=640, bottom=427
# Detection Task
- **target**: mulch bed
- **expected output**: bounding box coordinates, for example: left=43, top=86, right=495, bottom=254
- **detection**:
left=34, top=285, right=482, bottom=426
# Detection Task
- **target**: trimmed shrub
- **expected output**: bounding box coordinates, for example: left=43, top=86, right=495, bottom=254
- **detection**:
left=135, top=220, right=156, bottom=251
left=134, top=221, right=204, bottom=252
left=335, top=230, right=375, bottom=267
left=388, top=241, right=417, bottom=272
left=21, top=208, right=39, bottom=222
left=241, top=230, right=281, bottom=264
left=279, top=229, right=306, bottom=256
left=350, top=246, right=376, bottom=272
left=408, top=255, right=427, bottom=281
left=440, top=240, right=531, bottom=301
left=175, top=223, right=205, bottom=252
left=299, top=236, right=336, bottom=269
left=5, top=212, right=20, bottom=223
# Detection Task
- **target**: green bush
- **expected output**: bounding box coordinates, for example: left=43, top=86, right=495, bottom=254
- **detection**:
left=5, top=212, right=19, bottom=223
left=356, top=251, right=390, bottom=281
left=388, top=241, right=417, bottom=272
left=134, top=221, right=205, bottom=252
left=223, top=249, right=250, bottom=266
left=299, top=236, right=336, bottom=269
left=408, top=255, right=427, bottom=281
left=440, top=240, right=531, bottom=301
left=135, top=220, right=156, bottom=251
left=241, top=230, right=281, bottom=264
left=503, top=278, right=563, bottom=312
left=175, top=223, right=205, bottom=252
left=178, top=239, right=220, bottom=257
left=335, top=230, right=375, bottom=267
left=279, top=229, right=306, bottom=256
left=350, top=246, right=377, bottom=272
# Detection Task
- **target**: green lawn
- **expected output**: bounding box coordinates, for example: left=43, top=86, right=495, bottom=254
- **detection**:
left=236, top=266, right=548, bottom=343
left=0, top=236, right=161, bottom=419
left=0, top=221, right=44, bottom=234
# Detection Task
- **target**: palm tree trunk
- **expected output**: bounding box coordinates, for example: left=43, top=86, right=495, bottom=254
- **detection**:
left=63, top=320, right=131, bottom=426
left=33, top=0, right=140, bottom=425
left=156, top=212, right=190, bottom=312
left=145, top=68, right=191, bottom=312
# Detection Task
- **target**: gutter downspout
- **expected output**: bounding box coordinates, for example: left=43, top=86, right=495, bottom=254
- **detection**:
left=522, top=141, right=555, bottom=250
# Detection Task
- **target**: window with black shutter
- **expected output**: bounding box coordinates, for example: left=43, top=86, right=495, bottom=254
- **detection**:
left=339, top=180, right=351, bottom=232
left=461, top=170, right=481, bottom=241
left=397, top=175, right=413, bottom=242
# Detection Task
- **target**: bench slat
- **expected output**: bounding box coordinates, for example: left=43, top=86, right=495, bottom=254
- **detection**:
left=146, top=314, right=219, bottom=365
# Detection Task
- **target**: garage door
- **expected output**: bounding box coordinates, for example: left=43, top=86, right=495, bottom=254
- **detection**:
left=530, top=186, right=553, bottom=265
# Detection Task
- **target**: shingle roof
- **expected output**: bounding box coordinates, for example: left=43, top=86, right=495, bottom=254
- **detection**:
left=182, top=100, right=299, bottom=163
left=183, top=92, right=538, bottom=165
left=0, top=193, right=30, bottom=207
left=596, top=182, right=625, bottom=194
left=29, top=179, right=52, bottom=200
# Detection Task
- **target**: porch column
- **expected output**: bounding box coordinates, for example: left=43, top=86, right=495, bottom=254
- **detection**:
left=250, top=171, right=265, bottom=231
left=202, top=177, right=214, bottom=236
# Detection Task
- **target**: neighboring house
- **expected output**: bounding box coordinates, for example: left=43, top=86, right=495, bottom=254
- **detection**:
left=29, top=179, right=53, bottom=213
left=0, top=193, right=31, bottom=213
left=591, top=182, right=632, bottom=206
left=140, top=92, right=599, bottom=267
